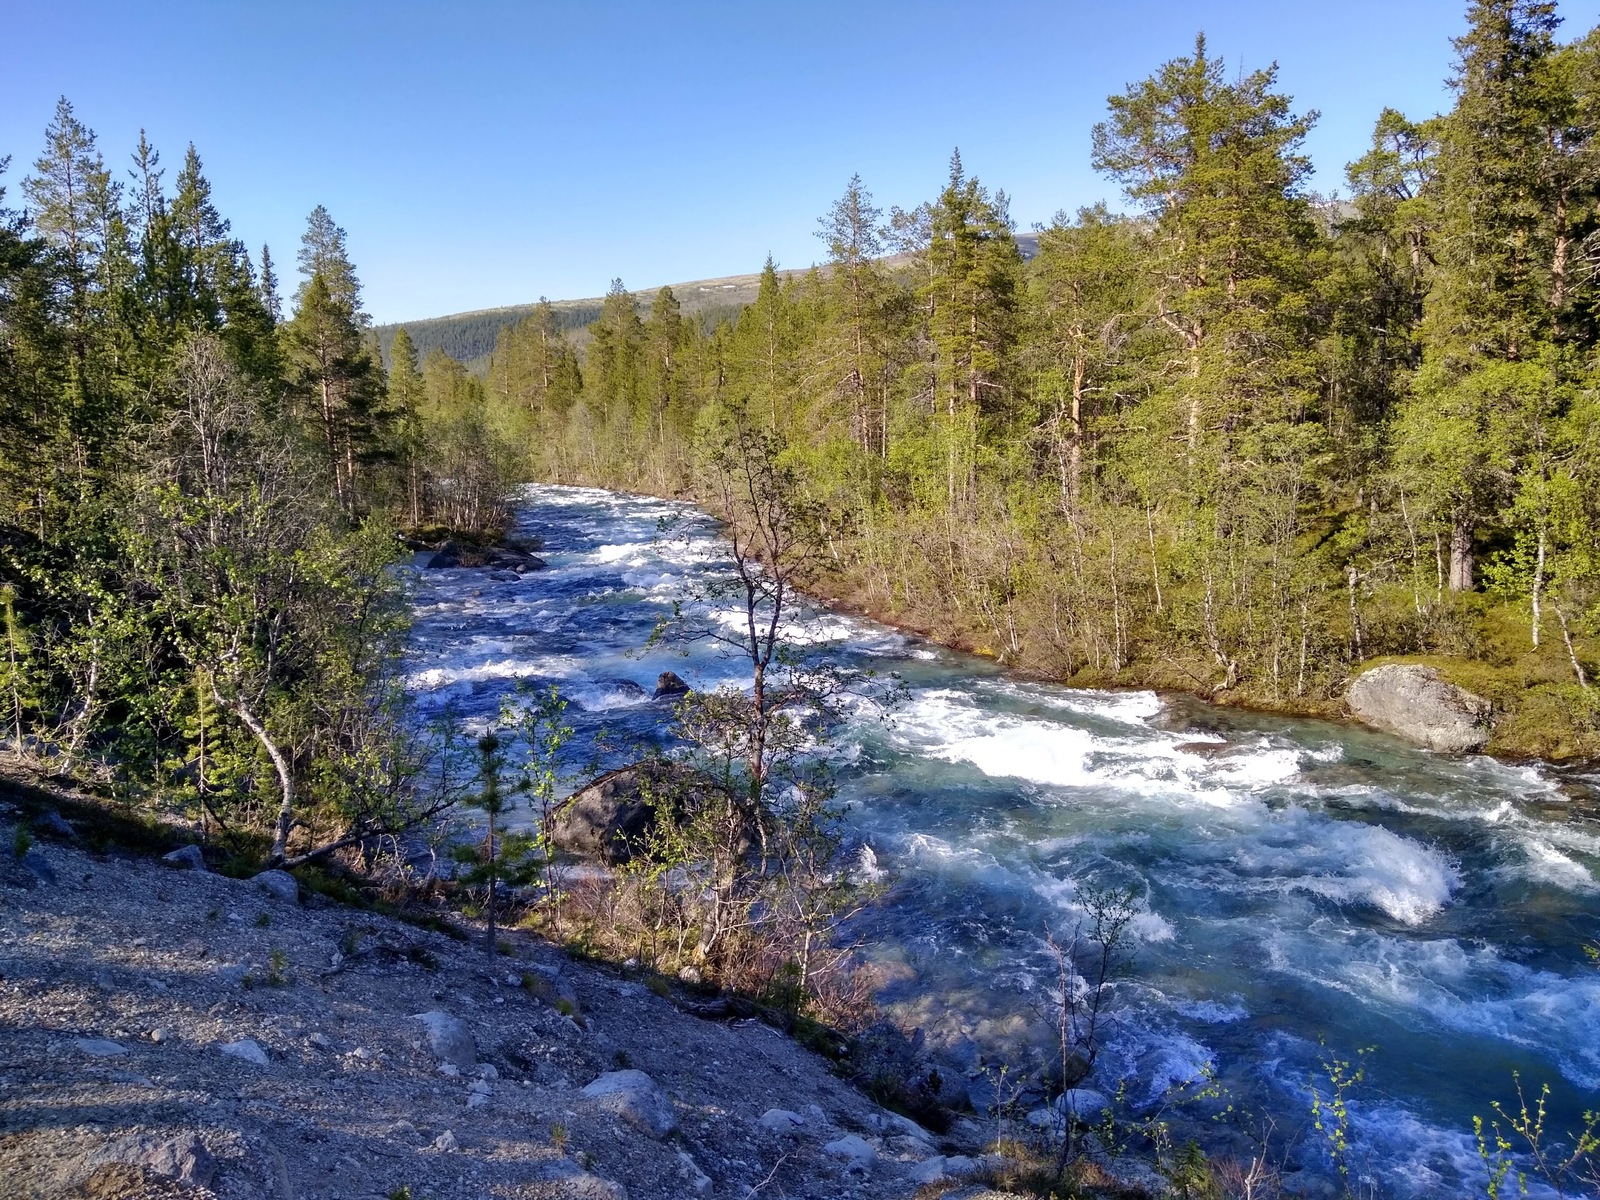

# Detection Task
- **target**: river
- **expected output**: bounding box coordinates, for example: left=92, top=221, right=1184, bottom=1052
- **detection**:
left=403, top=483, right=1600, bottom=1198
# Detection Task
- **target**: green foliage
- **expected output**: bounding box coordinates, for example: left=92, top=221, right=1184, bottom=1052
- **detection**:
left=1309, top=1044, right=1374, bottom=1184
left=1476, top=1073, right=1600, bottom=1199
left=406, top=7, right=1600, bottom=756
left=0, top=105, right=465, bottom=862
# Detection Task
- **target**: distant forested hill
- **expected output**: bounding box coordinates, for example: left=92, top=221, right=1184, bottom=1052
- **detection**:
left=373, top=300, right=602, bottom=373
left=373, top=235, right=1038, bottom=372
left=374, top=270, right=767, bottom=372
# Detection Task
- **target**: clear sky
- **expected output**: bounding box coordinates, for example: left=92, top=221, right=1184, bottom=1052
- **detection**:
left=5, top=0, right=1598, bottom=325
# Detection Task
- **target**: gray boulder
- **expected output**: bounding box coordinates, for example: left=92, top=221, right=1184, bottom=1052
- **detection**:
left=553, top=761, right=717, bottom=865
left=425, top=539, right=488, bottom=569
left=413, top=1010, right=476, bottom=1069
left=138, top=1135, right=215, bottom=1187
left=823, top=1133, right=878, bottom=1172
left=34, top=810, right=76, bottom=841
left=219, top=1038, right=269, bottom=1066
left=581, top=1068, right=679, bottom=1138
left=251, top=869, right=299, bottom=902
left=757, top=1107, right=806, bottom=1135
left=162, top=844, right=206, bottom=870
left=1346, top=664, right=1492, bottom=753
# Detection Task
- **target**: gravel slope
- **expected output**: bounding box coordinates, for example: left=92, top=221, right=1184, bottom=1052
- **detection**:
left=0, top=821, right=981, bottom=1200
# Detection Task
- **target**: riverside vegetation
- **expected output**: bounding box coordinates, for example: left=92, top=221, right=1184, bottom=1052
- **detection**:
left=3, top=2, right=1600, bottom=1198
left=393, top=0, right=1600, bottom=760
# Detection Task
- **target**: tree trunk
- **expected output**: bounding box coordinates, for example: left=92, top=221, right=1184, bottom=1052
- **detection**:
left=1532, top=526, right=1546, bottom=649
left=1555, top=601, right=1588, bottom=690
left=223, top=688, right=296, bottom=864
left=1448, top=517, right=1474, bottom=593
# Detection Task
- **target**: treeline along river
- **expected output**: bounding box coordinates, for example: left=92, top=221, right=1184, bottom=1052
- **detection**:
left=404, top=484, right=1600, bottom=1198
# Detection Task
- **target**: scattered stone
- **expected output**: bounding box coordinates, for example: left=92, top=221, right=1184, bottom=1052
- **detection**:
left=413, top=1010, right=476, bottom=1069
left=536, top=1157, right=627, bottom=1199
left=161, top=844, right=206, bottom=870
left=822, top=1133, right=878, bottom=1172
left=73, top=1037, right=128, bottom=1057
left=1346, top=663, right=1492, bottom=753
left=474, top=1063, right=498, bottom=1080
left=217, top=964, right=249, bottom=987
left=676, top=1149, right=712, bottom=1194
left=1056, top=1087, right=1111, bottom=1121
left=34, top=810, right=76, bottom=841
left=652, top=671, right=690, bottom=699
left=581, top=1068, right=679, bottom=1138
left=910, top=1156, right=950, bottom=1184
left=758, top=1107, right=806, bottom=1135
left=20, top=849, right=55, bottom=885
left=251, top=869, right=299, bottom=903
left=219, top=1038, right=269, bottom=1066
left=148, top=1028, right=168, bottom=1044
left=308, top=1032, right=332, bottom=1050
left=432, top=1130, right=459, bottom=1152
left=137, top=1134, right=215, bottom=1187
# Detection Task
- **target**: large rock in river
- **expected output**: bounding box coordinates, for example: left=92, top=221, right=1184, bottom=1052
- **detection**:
left=553, top=761, right=717, bottom=865
left=1346, top=663, right=1492, bottom=753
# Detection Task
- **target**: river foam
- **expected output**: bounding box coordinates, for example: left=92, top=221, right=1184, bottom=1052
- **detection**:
left=402, top=483, right=1600, bottom=1200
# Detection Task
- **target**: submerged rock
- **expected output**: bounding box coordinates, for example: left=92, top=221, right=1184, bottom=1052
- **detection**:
left=1346, top=664, right=1491, bottom=753
left=652, top=671, right=690, bottom=699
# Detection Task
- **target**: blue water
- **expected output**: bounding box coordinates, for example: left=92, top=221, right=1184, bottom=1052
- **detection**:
left=404, top=484, right=1600, bottom=1197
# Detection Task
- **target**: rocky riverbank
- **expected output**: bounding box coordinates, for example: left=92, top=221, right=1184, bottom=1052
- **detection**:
left=0, top=787, right=1091, bottom=1200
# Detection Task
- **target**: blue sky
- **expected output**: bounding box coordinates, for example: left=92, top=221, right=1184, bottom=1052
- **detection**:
left=5, top=0, right=1597, bottom=325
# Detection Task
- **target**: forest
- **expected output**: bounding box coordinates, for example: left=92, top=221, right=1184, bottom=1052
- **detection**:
left=442, top=1, right=1600, bottom=759
left=2, top=0, right=1599, bottom=867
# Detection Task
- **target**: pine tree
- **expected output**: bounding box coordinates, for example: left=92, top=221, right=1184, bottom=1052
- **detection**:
left=816, top=175, right=893, bottom=458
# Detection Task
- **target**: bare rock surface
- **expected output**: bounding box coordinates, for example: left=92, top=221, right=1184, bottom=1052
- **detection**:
left=249, top=869, right=299, bottom=904
left=0, top=819, right=947, bottom=1199
left=579, top=1069, right=678, bottom=1138
left=160, top=844, right=206, bottom=871
left=1346, top=663, right=1492, bottom=752
left=553, top=761, right=717, bottom=865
